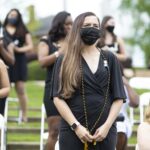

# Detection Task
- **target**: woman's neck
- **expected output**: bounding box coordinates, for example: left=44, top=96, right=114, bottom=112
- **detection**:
left=105, top=32, right=114, bottom=44
left=6, top=24, right=16, bottom=29
left=6, top=25, right=16, bottom=35
left=82, top=45, right=98, bottom=55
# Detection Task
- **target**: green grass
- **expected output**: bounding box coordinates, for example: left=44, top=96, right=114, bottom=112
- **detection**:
left=134, top=88, right=150, bottom=95
left=8, top=110, right=41, bottom=117
left=9, top=81, right=44, bottom=107
left=28, top=61, right=46, bottom=80
left=128, top=136, right=137, bottom=144
left=8, top=133, right=40, bottom=142
left=7, top=81, right=45, bottom=142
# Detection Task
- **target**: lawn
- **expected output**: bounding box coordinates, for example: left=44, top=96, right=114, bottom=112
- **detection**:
left=7, top=81, right=45, bottom=143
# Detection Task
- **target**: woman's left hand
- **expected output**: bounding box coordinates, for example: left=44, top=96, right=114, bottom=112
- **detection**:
left=93, top=123, right=110, bottom=142
left=14, top=46, right=21, bottom=52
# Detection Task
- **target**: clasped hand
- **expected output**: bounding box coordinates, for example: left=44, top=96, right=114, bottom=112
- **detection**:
left=75, top=123, right=110, bottom=143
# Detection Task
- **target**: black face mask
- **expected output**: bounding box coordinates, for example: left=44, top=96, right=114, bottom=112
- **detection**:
left=7, top=18, right=18, bottom=26
left=106, top=26, right=115, bottom=33
left=80, top=27, right=101, bottom=45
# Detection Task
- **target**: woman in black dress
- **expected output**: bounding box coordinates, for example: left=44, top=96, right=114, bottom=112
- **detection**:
left=38, top=11, right=72, bottom=150
left=51, top=12, right=126, bottom=150
left=3, top=9, right=33, bottom=122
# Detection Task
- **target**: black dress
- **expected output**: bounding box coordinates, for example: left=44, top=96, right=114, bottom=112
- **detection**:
left=0, top=97, right=6, bottom=115
left=52, top=50, right=126, bottom=150
left=41, top=37, right=59, bottom=117
left=4, top=29, right=28, bottom=82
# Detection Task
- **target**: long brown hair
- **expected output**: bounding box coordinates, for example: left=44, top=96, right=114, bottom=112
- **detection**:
left=59, top=12, right=99, bottom=99
left=101, top=16, right=117, bottom=43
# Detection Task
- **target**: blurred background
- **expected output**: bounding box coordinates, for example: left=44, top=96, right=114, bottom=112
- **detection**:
left=0, top=0, right=149, bottom=68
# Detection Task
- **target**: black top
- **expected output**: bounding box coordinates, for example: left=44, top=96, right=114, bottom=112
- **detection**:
left=0, top=29, right=12, bottom=65
left=3, top=29, right=12, bottom=48
left=4, top=29, right=28, bottom=48
left=41, top=36, right=59, bottom=117
left=40, top=37, right=58, bottom=87
left=51, top=50, right=126, bottom=133
left=3, top=29, right=29, bottom=82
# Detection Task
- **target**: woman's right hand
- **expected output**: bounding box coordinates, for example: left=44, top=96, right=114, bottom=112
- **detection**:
left=75, top=125, right=94, bottom=143
left=58, top=48, right=64, bottom=55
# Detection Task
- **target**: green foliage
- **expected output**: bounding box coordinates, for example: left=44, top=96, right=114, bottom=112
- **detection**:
left=26, top=5, right=41, bottom=32
left=120, top=0, right=150, bottom=65
left=28, top=61, right=46, bottom=80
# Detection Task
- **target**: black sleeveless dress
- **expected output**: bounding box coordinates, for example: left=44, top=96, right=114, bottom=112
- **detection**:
left=0, top=97, right=6, bottom=116
left=106, top=42, right=124, bottom=75
left=4, top=29, right=28, bottom=82
left=41, top=37, right=59, bottom=117
left=51, top=50, right=126, bottom=150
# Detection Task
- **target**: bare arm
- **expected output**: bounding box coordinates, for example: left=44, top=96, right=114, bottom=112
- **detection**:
left=38, top=41, right=58, bottom=68
left=0, top=60, right=10, bottom=98
left=104, top=100, right=123, bottom=127
left=14, top=33, right=33, bottom=53
left=93, top=100, right=123, bottom=141
left=54, top=97, right=79, bottom=126
left=115, top=38, right=127, bottom=61
left=0, top=40, right=15, bottom=65
left=54, top=97, right=93, bottom=142
left=123, top=77, right=139, bottom=107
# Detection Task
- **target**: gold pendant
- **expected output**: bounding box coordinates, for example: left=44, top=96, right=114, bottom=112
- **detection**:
left=93, top=140, right=97, bottom=146
left=84, top=141, right=88, bottom=150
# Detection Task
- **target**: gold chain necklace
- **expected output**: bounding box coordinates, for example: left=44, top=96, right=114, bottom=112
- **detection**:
left=80, top=50, right=110, bottom=150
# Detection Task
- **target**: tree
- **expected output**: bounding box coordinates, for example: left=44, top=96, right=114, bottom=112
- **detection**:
left=120, top=0, right=150, bottom=66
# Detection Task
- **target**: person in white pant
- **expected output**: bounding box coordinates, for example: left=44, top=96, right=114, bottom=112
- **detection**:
left=116, top=77, right=139, bottom=150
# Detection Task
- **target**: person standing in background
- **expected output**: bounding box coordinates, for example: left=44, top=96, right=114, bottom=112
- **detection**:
left=3, top=9, right=33, bottom=122
left=101, top=16, right=139, bottom=150
left=38, top=11, right=73, bottom=150
left=101, top=16, right=127, bottom=62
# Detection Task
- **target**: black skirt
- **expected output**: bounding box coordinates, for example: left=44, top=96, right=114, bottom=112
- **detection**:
left=43, top=83, right=59, bottom=117
left=8, top=53, right=27, bottom=82
left=0, top=97, right=6, bottom=116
